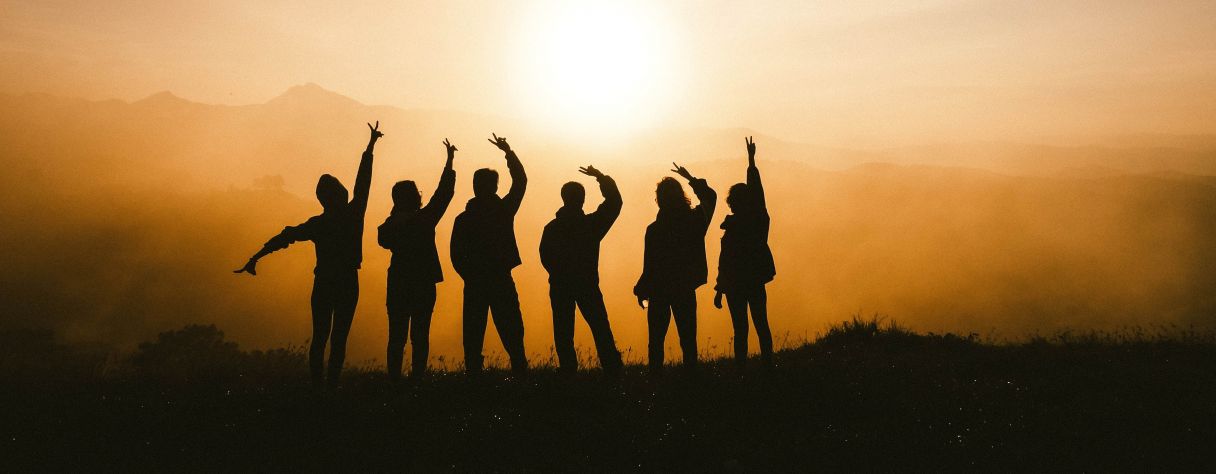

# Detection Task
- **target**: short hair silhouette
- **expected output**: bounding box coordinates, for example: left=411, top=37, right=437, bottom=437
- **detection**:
left=560, top=181, right=585, bottom=207
left=726, top=182, right=756, bottom=212
left=391, top=180, right=421, bottom=211
left=316, top=174, right=348, bottom=211
left=473, top=168, right=499, bottom=197
left=655, top=177, right=690, bottom=211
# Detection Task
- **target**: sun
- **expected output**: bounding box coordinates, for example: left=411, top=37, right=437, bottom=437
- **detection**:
left=515, top=2, right=678, bottom=134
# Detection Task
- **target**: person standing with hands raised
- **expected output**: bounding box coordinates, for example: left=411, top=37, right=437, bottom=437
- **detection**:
left=235, top=121, right=383, bottom=388
left=634, top=162, right=716, bottom=373
left=378, top=138, right=458, bottom=380
left=539, top=165, right=624, bottom=376
left=450, top=134, right=529, bottom=376
left=714, top=137, right=776, bottom=370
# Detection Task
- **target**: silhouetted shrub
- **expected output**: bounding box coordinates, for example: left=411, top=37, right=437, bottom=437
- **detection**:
left=132, top=324, right=244, bottom=382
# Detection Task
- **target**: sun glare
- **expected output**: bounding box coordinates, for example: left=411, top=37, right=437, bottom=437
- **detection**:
left=515, top=2, right=677, bottom=134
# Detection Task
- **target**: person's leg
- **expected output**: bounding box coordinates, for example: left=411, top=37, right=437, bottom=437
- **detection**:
left=725, top=291, right=751, bottom=367
left=309, top=274, right=335, bottom=386
left=576, top=286, right=622, bottom=373
left=647, top=298, right=672, bottom=373
left=549, top=285, right=578, bottom=374
left=408, top=283, right=437, bottom=377
left=326, top=271, right=359, bottom=387
left=750, top=286, right=773, bottom=366
left=462, top=280, right=490, bottom=375
left=385, top=277, right=409, bottom=380
left=671, top=290, right=699, bottom=369
left=489, top=274, right=528, bottom=374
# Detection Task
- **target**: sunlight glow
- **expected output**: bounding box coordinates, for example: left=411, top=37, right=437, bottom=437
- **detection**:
left=515, top=2, right=678, bottom=135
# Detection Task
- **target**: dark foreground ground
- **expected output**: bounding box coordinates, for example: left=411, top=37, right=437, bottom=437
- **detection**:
left=2, top=319, right=1215, bottom=472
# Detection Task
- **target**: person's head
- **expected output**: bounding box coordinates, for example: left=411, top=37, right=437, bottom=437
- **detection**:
left=315, top=174, right=348, bottom=211
left=560, top=181, right=585, bottom=209
left=655, top=177, right=690, bottom=212
left=473, top=168, right=499, bottom=197
left=726, top=182, right=754, bottom=213
left=391, top=180, right=421, bottom=212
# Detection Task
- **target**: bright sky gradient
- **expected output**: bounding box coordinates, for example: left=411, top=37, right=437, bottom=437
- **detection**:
left=3, top=0, right=1215, bottom=144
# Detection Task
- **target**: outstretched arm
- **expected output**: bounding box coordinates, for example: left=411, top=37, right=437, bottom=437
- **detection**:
left=580, top=165, right=622, bottom=238
left=421, top=139, right=458, bottom=224
left=351, top=121, right=383, bottom=215
left=745, top=136, right=766, bottom=210
left=234, top=220, right=316, bottom=275
left=672, top=163, right=717, bottom=229
left=489, top=133, right=527, bottom=214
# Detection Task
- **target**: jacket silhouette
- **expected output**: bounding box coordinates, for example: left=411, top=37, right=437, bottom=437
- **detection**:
left=235, top=122, right=382, bottom=387
left=539, top=167, right=623, bottom=374
left=449, top=134, right=528, bottom=374
left=635, top=165, right=716, bottom=371
left=715, top=137, right=776, bottom=368
left=377, top=139, right=457, bottom=379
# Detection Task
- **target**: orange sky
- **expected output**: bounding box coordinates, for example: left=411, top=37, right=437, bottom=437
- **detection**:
left=3, top=0, right=1215, bottom=146
left=3, top=1, right=1216, bottom=365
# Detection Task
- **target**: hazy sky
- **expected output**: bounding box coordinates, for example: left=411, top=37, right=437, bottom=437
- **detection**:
left=3, top=0, right=1215, bottom=144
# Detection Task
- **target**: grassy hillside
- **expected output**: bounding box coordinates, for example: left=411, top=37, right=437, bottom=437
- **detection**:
left=3, top=318, right=1213, bottom=471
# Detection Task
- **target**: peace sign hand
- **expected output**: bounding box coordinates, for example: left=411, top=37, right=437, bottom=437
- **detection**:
left=367, top=121, right=384, bottom=140
left=487, top=133, right=511, bottom=153
left=670, top=162, right=694, bottom=181
left=443, top=138, right=458, bottom=158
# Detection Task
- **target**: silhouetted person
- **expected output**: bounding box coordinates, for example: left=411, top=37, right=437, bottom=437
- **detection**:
left=378, top=139, right=457, bottom=380
left=634, top=163, right=716, bottom=372
left=539, top=165, right=624, bottom=376
left=714, top=137, right=776, bottom=369
left=450, top=134, right=528, bottom=375
left=235, top=121, right=382, bottom=387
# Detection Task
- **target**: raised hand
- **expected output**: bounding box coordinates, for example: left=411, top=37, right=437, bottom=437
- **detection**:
left=746, top=136, right=756, bottom=161
left=670, top=162, right=695, bottom=181
left=578, top=165, right=605, bottom=179
left=487, top=133, right=511, bottom=153
left=443, top=138, right=458, bottom=158
left=368, top=121, right=384, bottom=140
left=233, top=258, right=258, bottom=276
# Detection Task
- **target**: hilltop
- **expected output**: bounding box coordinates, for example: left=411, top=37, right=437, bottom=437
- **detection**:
left=3, top=319, right=1214, bottom=471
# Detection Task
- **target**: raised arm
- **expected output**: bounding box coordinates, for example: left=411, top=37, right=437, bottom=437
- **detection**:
left=234, top=219, right=316, bottom=275
left=350, top=121, right=383, bottom=215
left=579, top=165, right=622, bottom=238
left=672, top=163, right=717, bottom=230
left=489, top=133, right=526, bottom=214
left=745, top=136, right=766, bottom=211
left=421, top=139, right=458, bottom=225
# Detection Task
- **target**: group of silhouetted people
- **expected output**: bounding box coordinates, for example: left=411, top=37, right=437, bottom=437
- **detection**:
left=236, top=123, right=775, bottom=387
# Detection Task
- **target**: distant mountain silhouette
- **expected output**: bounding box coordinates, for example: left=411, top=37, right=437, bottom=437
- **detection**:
left=265, top=83, right=363, bottom=110
left=2, top=87, right=1214, bottom=188
left=133, top=91, right=199, bottom=108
